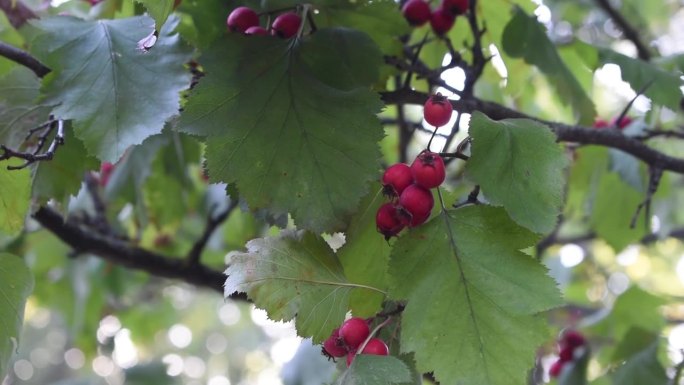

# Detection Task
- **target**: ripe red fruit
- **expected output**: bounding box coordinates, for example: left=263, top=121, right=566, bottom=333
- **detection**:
left=442, top=0, right=468, bottom=16
left=549, top=360, right=564, bottom=378
left=558, top=346, right=574, bottom=362
left=402, top=0, right=431, bottom=26
left=100, top=162, right=115, bottom=186
left=613, top=116, right=633, bottom=129
left=323, top=328, right=347, bottom=358
left=411, top=151, right=445, bottom=189
left=423, top=93, right=453, bottom=127
left=561, top=330, right=586, bottom=349
left=271, top=12, right=301, bottom=39
left=227, top=7, right=260, bottom=33
left=339, top=318, right=370, bottom=350
left=382, top=163, right=413, bottom=197
left=398, top=185, right=434, bottom=227
left=245, top=26, right=268, bottom=36
left=376, top=203, right=405, bottom=239
left=593, top=118, right=609, bottom=129
left=346, top=351, right=356, bottom=367
left=360, top=338, right=389, bottom=356
left=429, top=7, right=456, bottom=36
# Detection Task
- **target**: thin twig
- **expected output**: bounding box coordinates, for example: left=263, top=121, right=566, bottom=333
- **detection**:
left=0, top=41, right=50, bottom=78
left=613, top=79, right=654, bottom=129
left=593, top=0, right=652, bottom=61
left=630, top=166, right=663, bottom=229
left=0, top=118, right=65, bottom=169
left=187, top=201, right=238, bottom=265
left=453, top=186, right=481, bottom=209
left=463, top=0, right=488, bottom=95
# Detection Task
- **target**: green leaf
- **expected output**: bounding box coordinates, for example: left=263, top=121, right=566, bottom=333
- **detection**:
left=134, top=0, right=175, bottom=30
left=0, top=67, right=52, bottom=149
left=466, top=112, right=568, bottom=234
left=180, top=28, right=384, bottom=232
left=337, top=355, right=412, bottom=385
left=611, top=338, right=667, bottom=385
left=590, top=286, right=665, bottom=340
left=502, top=8, right=596, bottom=123
left=598, top=49, right=683, bottom=112
left=0, top=253, right=34, bottom=380
left=389, top=205, right=562, bottom=385
left=224, top=230, right=385, bottom=342
left=0, top=167, right=30, bottom=235
left=31, top=16, right=191, bottom=162
left=337, top=185, right=390, bottom=317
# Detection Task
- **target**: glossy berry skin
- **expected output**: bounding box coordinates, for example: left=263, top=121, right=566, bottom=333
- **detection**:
left=361, top=338, right=389, bottom=356
left=323, top=328, right=347, bottom=358
left=339, top=318, right=370, bottom=350
left=398, top=185, right=434, bottom=227
left=549, top=360, right=564, bottom=378
left=245, top=26, right=268, bottom=36
left=271, top=12, right=301, bottom=39
left=558, top=346, right=574, bottom=362
left=376, top=203, right=405, bottom=239
left=402, top=0, right=431, bottom=26
left=382, top=163, right=413, bottom=197
left=430, top=7, right=456, bottom=36
left=227, top=7, right=260, bottom=33
left=424, top=93, right=453, bottom=127
left=346, top=351, right=356, bottom=367
left=561, top=330, right=586, bottom=349
left=411, top=151, right=445, bottom=189
left=442, top=0, right=468, bottom=16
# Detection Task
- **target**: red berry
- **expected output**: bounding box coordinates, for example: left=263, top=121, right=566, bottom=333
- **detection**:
left=402, top=0, right=431, bottom=26
left=398, top=185, right=434, bottom=227
left=245, top=26, right=268, bottom=36
left=100, top=162, right=114, bottom=186
left=411, top=151, right=445, bottom=189
left=382, top=163, right=414, bottom=197
left=227, top=7, right=259, bottom=33
left=360, top=338, right=389, bottom=356
left=423, top=93, right=453, bottom=127
left=560, top=330, right=586, bottom=349
left=549, top=360, right=564, bottom=378
left=339, top=318, right=370, bottom=350
left=323, top=328, right=347, bottom=358
left=441, top=0, right=468, bottom=16
left=346, top=351, right=356, bottom=367
left=558, top=346, right=574, bottom=362
left=430, top=7, right=456, bottom=36
left=593, top=118, right=609, bottom=129
left=271, top=12, right=301, bottom=39
left=613, top=116, right=633, bottom=129
left=376, top=203, right=405, bottom=239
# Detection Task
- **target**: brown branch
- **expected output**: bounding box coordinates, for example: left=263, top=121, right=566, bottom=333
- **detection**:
left=187, top=201, right=237, bottom=265
left=0, top=0, right=37, bottom=29
left=593, top=0, right=652, bottom=61
left=32, top=206, right=248, bottom=301
left=0, top=41, right=50, bottom=78
left=0, top=118, right=64, bottom=169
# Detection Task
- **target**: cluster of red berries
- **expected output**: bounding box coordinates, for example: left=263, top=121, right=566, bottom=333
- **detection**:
left=549, top=330, right=586, bottom=378
left=322, top=317, right=389, bottom=366
left=401, top=0, right=468, bottom=35
left=593, top=116, right=633, bottom=130
left=375, top=94, right=453, bottom=239
left=227, top=6, right=301, bottom=38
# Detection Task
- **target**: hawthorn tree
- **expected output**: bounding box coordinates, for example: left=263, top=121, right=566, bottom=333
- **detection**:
left=1, top=0, right=683, bottom=384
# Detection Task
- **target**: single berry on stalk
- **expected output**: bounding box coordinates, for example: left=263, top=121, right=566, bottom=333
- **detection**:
left=322, top=328, right=347, bottom=358
left=429, top=7, right=456, bottom=36
left=339, top=318, right=370, bottom=350
left=442, top=0, right=468, bottom=16
left=245, top=26, right=268, bottom=36
left=360, top=338, right=389, bottom=356
left=411, top=151, right=445, bottom=189
left=424, top=93, right=453, bottom=127
left=402, top=0, right=431, bottom=26
left=398, top=185, right=434, bottom=227
left=376, top=203, right=405, bottom=239
left=382, top=163, right=414, bottom=197
left=227, top=7, right=259, bottom=33
left=271, top=12, right=301, bottom=39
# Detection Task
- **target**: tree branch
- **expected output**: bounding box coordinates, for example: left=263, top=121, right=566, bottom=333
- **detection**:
left=32, top=206, right=248, bottom=301
left=0, top=0, right=37, bottom=29
left=0, top=41, right=50, bottom=78
left=593, top=0, right=652, bottom=61
left=187, top=201, right=237, bottom=265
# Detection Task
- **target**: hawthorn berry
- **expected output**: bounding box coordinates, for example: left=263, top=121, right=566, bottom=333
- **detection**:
left=402, top=0, right=431, bottom=26
left=613, top=116, right=633, bottom=129
left=442, top=0, right=468, bottom=16
left=245, top=26, right=269, bottom=36
left=376, top=203, right=405, bottom=239
left=323, top=328, right=347, bottom=358
left=271, top=12, right=301, bottom=39
left=361, top=338, right=389, bottom=356
left=424, top=93, right=453, bottom=127
left=593, top=118, right=609, bottom=129
left=549, top=360, right=564, bottom=378
left=227, top=7, right=260, bottom=33
left=411, top=151, right=445, bottom=189
left=429, top=7, right=456, bottom=36
left=398, top=185, right=434, bottom=227
left=560, top=330, right=586, bottom=349
left=382, top=163, right=414, bottom=197
left=100, top=162, right=115, bottom=187
left=558, top=346, right=573, bottom=362
left=339, top=318, right=370, bottom=350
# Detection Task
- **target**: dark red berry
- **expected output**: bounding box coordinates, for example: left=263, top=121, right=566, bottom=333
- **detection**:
left=560, top=330, right=586, bottom=349
left=339, top=318, right=370, bottom=350
left=361, top=338, right=389, bottom=356
left=593, top=118, right=609, bottom=129
left=271, top=12, right=301, bottom=39
left=441, top=0, right=468, bottom=16
left=411, top=151, right=445, bottom=189
left=613, top=116, right=632, bottom=129
left=423, top=93, right=453, bottom=127
left=402, top=0, right=431, bottom=26
left=430, top=7, right=455, bottom=36
left=100, top=162, right=114, bottom=186
left=227, top=7, right=259, bottom=33
left=398, top=185, right=434, bottom=227
left=245, top=26, right=268, bottom=36
left=346, top=351, right=356, bottom=367
left=323, top=328, right=347, bottom=358
left=382, top=163, right=414, bottom=197
left=376, top=203, right=405, bottom=239
left=549, top=360, right=564, bottom=378
left=558, top=346, right=574, bottom=362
